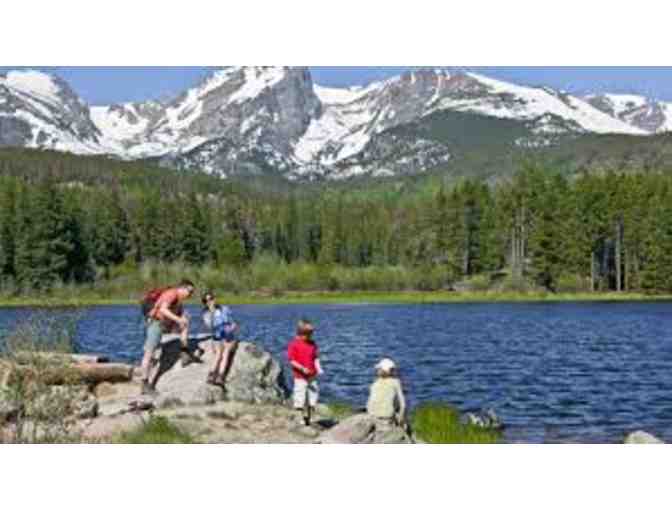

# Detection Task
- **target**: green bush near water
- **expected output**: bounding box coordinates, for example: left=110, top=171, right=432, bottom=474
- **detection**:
left=411, top=403, right=501, bottom=444
left=116, top=416, right=195, bottom=444
left=327, top=401, right=358, bottom=419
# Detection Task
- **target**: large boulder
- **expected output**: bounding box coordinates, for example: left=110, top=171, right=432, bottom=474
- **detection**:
left=79, top=413, right=147, bottom=440
left=151, top=339, right=288, bottom=408
left=624, top=431, right=665, bottom=444
left=318, top=413, right=413, bottom=444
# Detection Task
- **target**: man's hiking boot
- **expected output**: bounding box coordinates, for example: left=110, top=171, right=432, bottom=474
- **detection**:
left=141, top=380, right=158, bottom=396
left=213, top=374, right=226, bottom=387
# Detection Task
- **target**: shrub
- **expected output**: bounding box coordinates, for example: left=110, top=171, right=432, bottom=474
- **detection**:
left=411, top=403, right=501, bottom=444
left=0, top=311, right=84, bottom=443
left=555, top=273, right=590, bottom=293
left=327, top=401, right=358, bottom=419
left=116, top=416, right=194, bottom=443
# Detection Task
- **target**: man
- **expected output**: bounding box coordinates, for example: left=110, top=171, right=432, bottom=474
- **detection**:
left=140, top=279, right=195, bottom=396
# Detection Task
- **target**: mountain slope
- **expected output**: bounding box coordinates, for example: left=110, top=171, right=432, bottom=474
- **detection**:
left=585, top=93, right=672, bottom=133
left=2, top=67, right=672, bottom=181
left=0, top=70, right=103, bottom=153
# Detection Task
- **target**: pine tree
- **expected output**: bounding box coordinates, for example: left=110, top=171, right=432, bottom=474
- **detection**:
left=0, top=178, right=17, bottom=280
left=13, top=181, right=74, bottom=290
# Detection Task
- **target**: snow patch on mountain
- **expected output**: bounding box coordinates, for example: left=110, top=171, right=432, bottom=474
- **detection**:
left=456, top=73, right=647, bottom=135
left=91, top=104, right=151, bottom=143
left=3, top=71, right=63, bottom=105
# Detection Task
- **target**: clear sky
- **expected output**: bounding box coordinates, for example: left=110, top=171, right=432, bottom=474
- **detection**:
left=3, top=67, right=672, bottom=105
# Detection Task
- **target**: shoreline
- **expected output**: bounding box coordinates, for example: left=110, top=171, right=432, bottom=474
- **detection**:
left=1, top=290, right=671, bottom=308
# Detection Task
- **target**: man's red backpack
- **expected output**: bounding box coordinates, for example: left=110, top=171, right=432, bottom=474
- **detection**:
left=141, top=287, right=169, bottom=319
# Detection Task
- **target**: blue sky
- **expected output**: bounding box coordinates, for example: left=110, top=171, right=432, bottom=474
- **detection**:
left=3, top=67, right=672, bottom=105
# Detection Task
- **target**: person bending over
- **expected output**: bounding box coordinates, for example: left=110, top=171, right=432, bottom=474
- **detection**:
left=140, top=279, right=195, bottom=395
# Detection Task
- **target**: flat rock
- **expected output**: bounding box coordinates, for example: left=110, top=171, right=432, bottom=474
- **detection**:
left=79, top=413, right=147, bottom=440
left=318, top=414, right=377, bottom=444
left=317, top=413, right=414, bottom=444
left=94, top=381, right=140, bottom=400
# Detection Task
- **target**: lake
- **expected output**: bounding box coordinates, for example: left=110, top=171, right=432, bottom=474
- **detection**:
left=2, top=302, right=672, bottom=443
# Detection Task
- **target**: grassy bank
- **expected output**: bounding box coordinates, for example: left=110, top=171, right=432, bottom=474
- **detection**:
left=115, top=416, right=195, bottom=444
left=411, top=403, right=501, bottom=444
left=1, top=289, right=670, bottom=308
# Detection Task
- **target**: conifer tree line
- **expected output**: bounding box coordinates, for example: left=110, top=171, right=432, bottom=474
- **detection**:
left=1, top=148, right=672, bottom=294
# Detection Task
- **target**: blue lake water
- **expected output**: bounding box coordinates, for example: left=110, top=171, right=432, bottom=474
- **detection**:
left=2, top=302, right=672, bottom=443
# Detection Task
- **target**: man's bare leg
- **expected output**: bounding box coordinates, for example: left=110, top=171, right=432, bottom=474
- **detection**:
left=141, top=349, right=154, bottom=382
left=179, top=319, right=192, bottom=367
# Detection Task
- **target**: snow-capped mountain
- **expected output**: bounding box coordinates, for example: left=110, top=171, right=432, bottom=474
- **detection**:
left=585, top=93, right=672, bottom=133
left=1, top=67, right=671, bottom=180
left=0, top=70, right=102, bottom=153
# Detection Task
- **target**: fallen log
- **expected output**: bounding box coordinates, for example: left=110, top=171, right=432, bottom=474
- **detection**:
left=12, top=352, right=110, bottom=365
left=72, top=363, right=134, bottom=384
left=4, top=362, right=133, bottom=385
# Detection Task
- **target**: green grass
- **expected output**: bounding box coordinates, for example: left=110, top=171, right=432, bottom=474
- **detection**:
left=411, top=403, right=501, bottom=444
left=0, top=289, right=669, bottom=307
left=116, top=416, right=195, bottom=444
left=326, top=401, right=358, bottom=419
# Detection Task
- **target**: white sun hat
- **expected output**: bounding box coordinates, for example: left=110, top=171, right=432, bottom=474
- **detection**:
left=375, top=358, right=397, bottom=372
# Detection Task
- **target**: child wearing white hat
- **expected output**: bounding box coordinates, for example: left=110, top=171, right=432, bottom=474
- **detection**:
left=366, top=358, right=407, bottom=427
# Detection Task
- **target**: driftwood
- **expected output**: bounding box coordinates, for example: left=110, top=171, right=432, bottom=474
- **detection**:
left=3, top=362, right=133, bottom=385
left=70, top=363, right=134, bottom=383
left=12, top=352, right=110, bottom=365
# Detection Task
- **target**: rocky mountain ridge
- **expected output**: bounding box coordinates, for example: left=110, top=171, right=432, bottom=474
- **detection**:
left=1, top=67, right=671, bottom=180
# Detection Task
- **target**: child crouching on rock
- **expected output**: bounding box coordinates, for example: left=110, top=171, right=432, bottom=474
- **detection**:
left=366, top=358, right=407, bottom=429
left=287, top=319, right=323, bottom=426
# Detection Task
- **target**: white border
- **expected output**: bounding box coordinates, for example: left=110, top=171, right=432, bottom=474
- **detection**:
left=2, top=1, right=672, bottom=64
left=2, top=2, right=670, bottom=509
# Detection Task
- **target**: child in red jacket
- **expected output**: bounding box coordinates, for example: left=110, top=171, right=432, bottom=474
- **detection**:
left=287, top=319, right=323, bottom=426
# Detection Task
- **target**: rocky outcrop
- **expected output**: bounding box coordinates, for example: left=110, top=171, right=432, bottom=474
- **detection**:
left=317, top=413, right=414, bottom=444
left=464, top=409, right=504, bottom=431
left=149, top=338, right=288, bottom=408
left=624, top=431, right=665, bottom=444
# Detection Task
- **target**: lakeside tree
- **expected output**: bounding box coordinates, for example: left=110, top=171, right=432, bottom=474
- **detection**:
left=2, top=148, right=672, bottom=294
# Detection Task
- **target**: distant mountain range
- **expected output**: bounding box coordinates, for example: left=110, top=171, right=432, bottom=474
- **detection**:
left=2, top=67, right=672, bottom=180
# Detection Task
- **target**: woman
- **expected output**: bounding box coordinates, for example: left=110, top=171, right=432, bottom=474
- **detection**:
left=201, top=291, right=239, bottom=386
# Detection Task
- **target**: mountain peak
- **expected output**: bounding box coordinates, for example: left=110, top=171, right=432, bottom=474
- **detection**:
left=0, top=69, right=75, bottom=105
